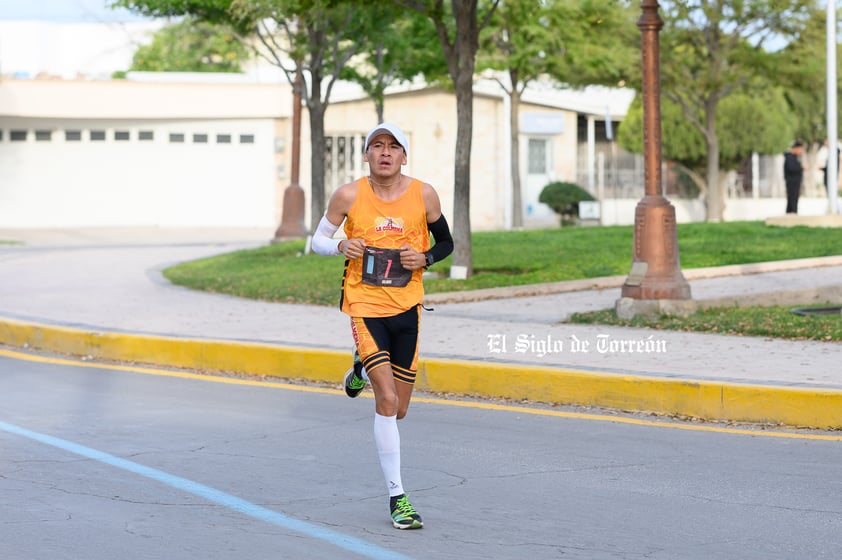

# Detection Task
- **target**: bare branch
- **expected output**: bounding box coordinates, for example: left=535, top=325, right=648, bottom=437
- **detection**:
left=478, top=0, right=501, bottom=31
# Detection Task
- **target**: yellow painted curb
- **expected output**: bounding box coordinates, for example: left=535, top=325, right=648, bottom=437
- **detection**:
left=417, top=359, right=842, bottom=429
left=0, top=317, right=347, bottom=383
left=2, top=316, right=841, bottom=429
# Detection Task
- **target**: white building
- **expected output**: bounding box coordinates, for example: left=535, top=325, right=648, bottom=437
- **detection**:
left=0, top=68, right=638, bottom=231
left=311, top=79, right=635, bottom=231
left=0, top=76, right=291, bottom=228
left=1, top=17, right=830, bottom=232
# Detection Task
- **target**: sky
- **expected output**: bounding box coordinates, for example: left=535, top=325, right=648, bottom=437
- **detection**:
left=0, top=1, right=165, bottom=79
left=0, top=0, right=154, bottom=23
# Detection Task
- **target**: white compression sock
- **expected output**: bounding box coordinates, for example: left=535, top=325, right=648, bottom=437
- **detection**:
left=373, top=412, right=404, bottom=497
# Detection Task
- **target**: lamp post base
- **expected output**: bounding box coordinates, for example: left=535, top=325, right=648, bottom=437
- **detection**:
left=620, top=195, right=691, bottom=301
left=615, top=297, right=697, bottom=320
left=273, top=183, right=307, bottom=241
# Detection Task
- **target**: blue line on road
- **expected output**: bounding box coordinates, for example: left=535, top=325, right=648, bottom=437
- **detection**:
left=0, top=419, right=413, bottom=560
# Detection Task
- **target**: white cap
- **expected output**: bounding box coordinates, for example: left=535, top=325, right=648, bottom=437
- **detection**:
left=365, top=122, right=409, bottom=156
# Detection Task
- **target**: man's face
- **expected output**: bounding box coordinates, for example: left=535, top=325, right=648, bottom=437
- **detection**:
left=364, top=134, right=407, bottom=172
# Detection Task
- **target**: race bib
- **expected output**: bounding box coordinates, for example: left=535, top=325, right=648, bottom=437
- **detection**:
left=361, top=246, right=412, bottom=287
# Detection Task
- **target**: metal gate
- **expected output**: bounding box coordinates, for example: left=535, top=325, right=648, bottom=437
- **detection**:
left=325, top=134, right=366, bottom=194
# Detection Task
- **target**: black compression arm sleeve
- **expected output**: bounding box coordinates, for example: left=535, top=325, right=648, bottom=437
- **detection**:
left=426, top=214, right=454, bottom=264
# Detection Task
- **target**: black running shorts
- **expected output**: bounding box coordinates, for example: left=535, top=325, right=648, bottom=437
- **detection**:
left=350, top=305, right=420, bottom=385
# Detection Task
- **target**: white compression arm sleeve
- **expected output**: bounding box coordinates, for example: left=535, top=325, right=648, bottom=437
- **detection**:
left=311, top=214, right=342, bottom=256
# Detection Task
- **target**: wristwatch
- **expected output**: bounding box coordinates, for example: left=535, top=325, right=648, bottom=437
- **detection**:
left=424, top=251, right=435, bottom=269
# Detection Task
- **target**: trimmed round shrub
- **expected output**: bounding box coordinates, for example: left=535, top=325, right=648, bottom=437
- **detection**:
left=538, top=181, right=595, bottom=225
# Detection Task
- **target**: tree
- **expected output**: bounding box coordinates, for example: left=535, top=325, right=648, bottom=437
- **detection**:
left=341, top=9, right=445, bottom=123
left=231, top=0, right=377, bottom=231
left=717, top=89, right=797, bottom=168
left=655, top=0, right=814, bottom=221
left=395, top=0, right=501, bottom=278
left=775, top=6, right=842, bottom=147
left=115, top=0, right=378, bottom=231
left=618, top=87, right=797, bottom=196
left=478, top=0, right=637, bottom=228
left=111, top=0, right=234, bottom=21
left=128, top=17, right=249, bottom=72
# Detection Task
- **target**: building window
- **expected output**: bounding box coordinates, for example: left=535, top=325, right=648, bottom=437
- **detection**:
left=240, top=134, right=255, bottom=144
left=11, top=130, right=27, bottom=142
left=65, top=130, right=82, bottom=141
left=0, top=130, right=3, bottom=141
left=169, top=133, right=185, bottom=143
left=325, top=134, right=366, bottom=187
left=115, top=130, right=131, bottom=141
left=139, top=130, right=154, bottom=141
left=193, top=133, right=208, bottom=143
left=528, top=138, right=548, bottom=174
left=35, top=130, right=52, bottom=141
left=216, top=134, right=231, bottom=144
left=90, top=130, right=106, bottom=141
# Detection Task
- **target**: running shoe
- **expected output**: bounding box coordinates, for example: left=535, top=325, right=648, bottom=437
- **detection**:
left=343, top=350, right=366, bottom=398
left=390, top=494, right=423, bottom=530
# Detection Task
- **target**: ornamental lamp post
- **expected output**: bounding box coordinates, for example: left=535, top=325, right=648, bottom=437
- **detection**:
left=616, top=0, right=692, bottom=319
left=274, top=72, right=307, bottom=241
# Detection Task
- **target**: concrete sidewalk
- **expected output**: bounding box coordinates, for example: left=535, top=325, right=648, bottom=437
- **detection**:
left=1, top=227, right=841, bottom=429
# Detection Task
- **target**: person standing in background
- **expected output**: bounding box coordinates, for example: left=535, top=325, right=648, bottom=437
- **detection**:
left=784, top=141, right=804, bottom=214
left=818, top=138, right=840, bottom=198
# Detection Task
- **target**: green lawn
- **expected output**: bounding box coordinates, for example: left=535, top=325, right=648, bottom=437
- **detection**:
left=569, top=305, right=842, bottom=342
left=162, top=221, right=842, bottom=340
left=164, top=221, right=842, bottom=304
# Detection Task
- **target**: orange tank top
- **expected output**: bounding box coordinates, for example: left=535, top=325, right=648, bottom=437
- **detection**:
left=341, top=177, right=430, bottom=317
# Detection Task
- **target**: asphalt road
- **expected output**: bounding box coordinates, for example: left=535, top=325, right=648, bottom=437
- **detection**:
left=1, top=348, right=841, bottom=560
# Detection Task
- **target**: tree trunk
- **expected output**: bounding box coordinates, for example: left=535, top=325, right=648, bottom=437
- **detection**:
left=705, top=99, right=723, bottom=222
left=452, top=74, right=474, bottom=276
left=376, top=99, right=384, bottom=124
left=307, top=80, right=327, bottom=232
left=449, top=0, right=477, bottom=277
left=510, top=86, right=523, bottom=228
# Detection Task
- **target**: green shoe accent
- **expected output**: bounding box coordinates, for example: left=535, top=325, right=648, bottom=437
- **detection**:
left=343, top=351, right=366, bottom=398
left=390, top=494, right=423, bottom=530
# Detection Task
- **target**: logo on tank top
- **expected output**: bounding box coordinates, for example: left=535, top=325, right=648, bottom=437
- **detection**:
left=374, top=216, right=405, bottom=233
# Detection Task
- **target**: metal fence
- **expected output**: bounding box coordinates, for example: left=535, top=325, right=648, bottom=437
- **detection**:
left=577, top=143, right=825, bottom=201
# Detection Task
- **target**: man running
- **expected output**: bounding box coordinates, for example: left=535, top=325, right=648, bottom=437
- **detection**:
left=311, top=122, right=454, bottom=529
